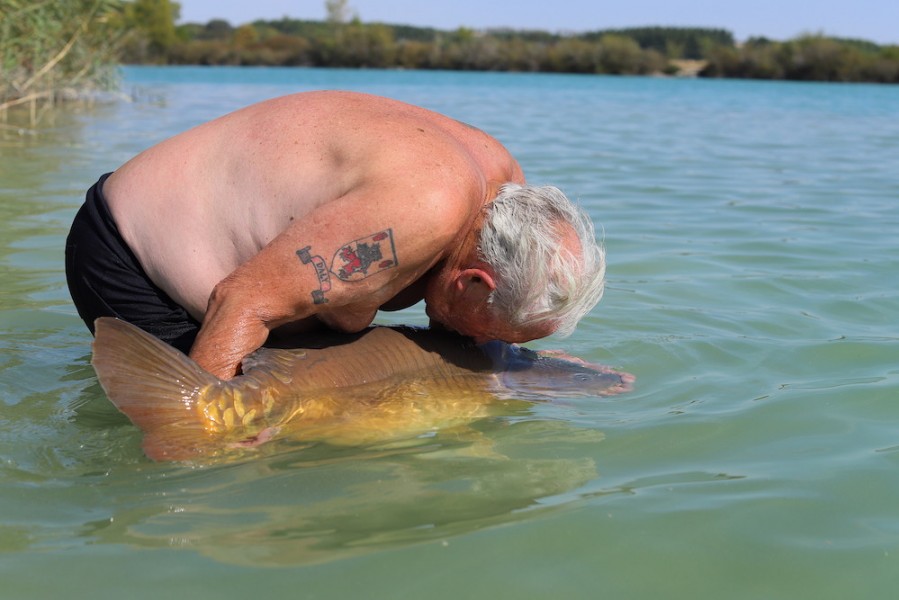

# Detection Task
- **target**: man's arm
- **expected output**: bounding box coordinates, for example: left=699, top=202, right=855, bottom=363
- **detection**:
left=189, top=184, right=471, bottom=379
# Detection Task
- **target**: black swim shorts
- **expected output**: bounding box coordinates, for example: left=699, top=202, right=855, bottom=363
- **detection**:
left=65, top=173, right=201, bottom=353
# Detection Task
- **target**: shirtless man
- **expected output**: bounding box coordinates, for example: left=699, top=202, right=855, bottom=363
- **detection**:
left=66, top=91, right=606, bottom=380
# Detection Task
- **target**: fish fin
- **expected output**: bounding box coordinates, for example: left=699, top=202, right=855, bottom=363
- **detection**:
left=91, top=317, right=221, bottom=461
left=241, top=347, right=303, bottom=380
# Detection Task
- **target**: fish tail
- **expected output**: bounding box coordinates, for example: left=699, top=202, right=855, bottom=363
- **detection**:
left=91, top=317, right=220, bottom=461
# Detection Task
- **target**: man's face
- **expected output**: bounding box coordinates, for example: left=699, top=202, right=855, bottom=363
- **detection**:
left=426, top=300, right=555, bottom=345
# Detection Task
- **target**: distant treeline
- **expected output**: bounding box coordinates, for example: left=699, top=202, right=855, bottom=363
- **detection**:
left=145, top=20, right=698, bottom=75
left=703, top=36, right=899, bottom=83
left=127, top=11, right=899, bottom=84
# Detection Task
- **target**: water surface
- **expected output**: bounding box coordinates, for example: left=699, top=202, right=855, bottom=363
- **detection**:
left=1, top=67, right=898, bottom=598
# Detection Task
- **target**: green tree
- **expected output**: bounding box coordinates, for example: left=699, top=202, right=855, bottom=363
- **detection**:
left=785, top=35, right=852, bottom=81
left=597, top=35, right=646, bottom=74
left=545, top=38, right=600, bottom=73
left=233, top=24, right=259, bottom=49
left=325, top=21, right=396, bottom=67
left=197, top=19, right=233, bottom=40
left=325, top=0, right=353, bottom=24
left=120, top=0, right=180, bottom=63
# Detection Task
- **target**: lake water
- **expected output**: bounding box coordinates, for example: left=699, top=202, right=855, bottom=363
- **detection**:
left=1, top=66, right=898, bottom=598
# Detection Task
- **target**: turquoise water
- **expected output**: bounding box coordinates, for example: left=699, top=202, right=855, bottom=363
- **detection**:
left=1, top=66, right=898, bottom=597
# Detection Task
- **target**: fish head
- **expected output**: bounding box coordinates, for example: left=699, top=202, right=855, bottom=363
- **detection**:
left=480, top=341, right=634, bottom=399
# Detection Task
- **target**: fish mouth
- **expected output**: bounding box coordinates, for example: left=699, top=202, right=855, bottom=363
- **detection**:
left=501, top=368, right=634, bottom=399
left=228, top=426, right=281, bottom=449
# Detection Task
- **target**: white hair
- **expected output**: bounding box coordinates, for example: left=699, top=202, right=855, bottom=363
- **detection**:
left=478, top=183, right=606, bottom=337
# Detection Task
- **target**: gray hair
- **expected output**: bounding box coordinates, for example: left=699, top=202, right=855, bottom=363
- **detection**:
left=478, top=183, right=606, bottom=337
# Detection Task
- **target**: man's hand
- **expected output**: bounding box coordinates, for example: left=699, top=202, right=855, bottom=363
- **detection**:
left=189, top=284, right=271, bottom=380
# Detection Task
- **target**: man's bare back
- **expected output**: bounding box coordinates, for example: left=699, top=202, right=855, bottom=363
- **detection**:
left=92, top=91, right=526, bottom=378
left=104, top=91, right=523, bottom=319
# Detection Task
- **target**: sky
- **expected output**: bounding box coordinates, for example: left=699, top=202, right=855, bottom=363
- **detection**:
left=176, top=0, right=898, bottom=45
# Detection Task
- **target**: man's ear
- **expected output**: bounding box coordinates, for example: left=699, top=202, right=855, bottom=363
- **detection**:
left=454, top=267, right=496, bottom=303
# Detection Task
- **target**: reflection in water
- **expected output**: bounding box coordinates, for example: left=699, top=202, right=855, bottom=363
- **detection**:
left=81, top=420, right=605, bottom=566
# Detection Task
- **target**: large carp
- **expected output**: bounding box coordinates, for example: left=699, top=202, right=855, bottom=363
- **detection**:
left=91, top=317, right=633, bottom=461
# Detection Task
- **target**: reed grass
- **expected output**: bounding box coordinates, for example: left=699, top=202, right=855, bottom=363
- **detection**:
left=0, top=0, right=125, bottom=123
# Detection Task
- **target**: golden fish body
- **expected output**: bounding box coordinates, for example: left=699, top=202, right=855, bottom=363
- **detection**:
left=91, top=318, right=632, bottom=461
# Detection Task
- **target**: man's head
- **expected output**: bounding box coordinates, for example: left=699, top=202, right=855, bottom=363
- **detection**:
left=426, top=183, right=606, bottom=343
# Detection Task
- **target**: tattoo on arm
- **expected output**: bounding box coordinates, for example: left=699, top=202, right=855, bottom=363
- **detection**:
left=297, top=246, right=331, bottom=304
left=296, top=229, right=398, bottom=305
left=330, top=229, right=398, bottom=281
